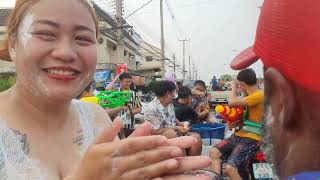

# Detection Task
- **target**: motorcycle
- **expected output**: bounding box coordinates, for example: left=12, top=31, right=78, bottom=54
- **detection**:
left=217, top=147, right=274, bottom=180
left=214, top=111, right=274, bottom=179
left=247, top=150, right=274, bottom=180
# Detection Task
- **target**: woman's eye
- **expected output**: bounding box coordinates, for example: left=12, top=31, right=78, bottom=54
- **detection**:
left=75, top=36, right=94, bottom=44
left=32, top=31, right=56, bottom=40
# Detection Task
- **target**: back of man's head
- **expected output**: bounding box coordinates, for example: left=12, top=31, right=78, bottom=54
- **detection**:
left=178, top=86, right=192, bottom=99
left=154, top=80, right=176, bottom=97
left=119, top=73, right=132, bottom=81
left=237, top=68, right=257, bottom=86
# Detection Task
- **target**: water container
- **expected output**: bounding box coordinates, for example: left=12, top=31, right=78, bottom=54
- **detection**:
left=191, top=123, right=226, bottom=145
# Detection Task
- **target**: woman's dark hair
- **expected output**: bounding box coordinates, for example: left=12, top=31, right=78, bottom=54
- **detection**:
left=119, top=73, right=132, bottom=80
left=237, top=68, right=257, bottom=86
left=154, top=80, right=176, bottom=97
left=194, top=80, right=206, bottom=88
left=178, top=86, right=192, bottom=99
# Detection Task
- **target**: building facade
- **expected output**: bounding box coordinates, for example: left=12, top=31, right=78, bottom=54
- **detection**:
left=0, top=8, right=15, bottom=74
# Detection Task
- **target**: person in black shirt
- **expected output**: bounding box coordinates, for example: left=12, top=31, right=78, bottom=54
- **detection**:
left=173, top=86, right=199, bottom=125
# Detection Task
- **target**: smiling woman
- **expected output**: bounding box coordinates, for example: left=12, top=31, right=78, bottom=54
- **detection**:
left=0, top=0, right=211, bottom=180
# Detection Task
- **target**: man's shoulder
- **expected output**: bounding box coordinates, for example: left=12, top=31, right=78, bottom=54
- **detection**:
left=246, top=90, right=264, bottom=98
left=254, top=90, right=264, bottom=95
left=242, top=90, right=264, bottom=107
left=168, top=103, right=175, bottom=110
left=144, top=98, right=158, bottom=110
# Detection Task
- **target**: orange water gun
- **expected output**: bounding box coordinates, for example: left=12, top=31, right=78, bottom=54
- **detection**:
left=215, top=105, right=244, bottom=124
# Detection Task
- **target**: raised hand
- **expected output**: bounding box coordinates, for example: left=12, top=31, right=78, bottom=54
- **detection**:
left=67, top=118, right=211, bottom=180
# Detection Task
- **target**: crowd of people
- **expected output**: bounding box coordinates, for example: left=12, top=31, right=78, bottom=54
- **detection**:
left=0, top=0, right=319, bottom=179
left=67, top=66, right=266, bottom=180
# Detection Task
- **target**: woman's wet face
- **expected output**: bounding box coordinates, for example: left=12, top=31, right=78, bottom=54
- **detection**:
left=11, top=0, right=97, bottom=101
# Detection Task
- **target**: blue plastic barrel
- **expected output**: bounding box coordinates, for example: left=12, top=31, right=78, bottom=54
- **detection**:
left=191, top=123, right=226, bottom=141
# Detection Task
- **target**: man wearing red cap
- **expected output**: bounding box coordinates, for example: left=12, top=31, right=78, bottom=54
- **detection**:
left=228, top=0, right=320, bottom=179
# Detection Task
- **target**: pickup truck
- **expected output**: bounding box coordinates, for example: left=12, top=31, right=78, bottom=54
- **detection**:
left=208, top=90, right=230, bottom=105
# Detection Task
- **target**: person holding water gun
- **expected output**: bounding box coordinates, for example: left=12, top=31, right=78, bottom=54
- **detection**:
left=106, top=73, right=142, bottom=138
left=210, top=68, right=264, bottom=179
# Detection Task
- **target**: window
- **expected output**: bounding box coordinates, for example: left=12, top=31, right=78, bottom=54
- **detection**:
left=146, top=56, right=153, bottom=62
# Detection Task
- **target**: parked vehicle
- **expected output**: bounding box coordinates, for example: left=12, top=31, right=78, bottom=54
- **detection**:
left=208, top=90, right=230, bottom=105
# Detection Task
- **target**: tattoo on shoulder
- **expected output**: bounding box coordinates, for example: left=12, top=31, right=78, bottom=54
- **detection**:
left=10, top=129, right=30, bottom=155
left=73, top=129, right=84, bottom=147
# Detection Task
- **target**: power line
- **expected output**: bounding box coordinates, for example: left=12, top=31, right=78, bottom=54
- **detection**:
left=124, top=4, right=184, bottom=70
left=164, top=0, right=186, bottom=39
left=94, top=1, right=184, bottom=74
left=124, top=6, right=160, bottom=44
left=136, top=0, right=215, bottom=12
left=125, top=0, right=153, bottom=20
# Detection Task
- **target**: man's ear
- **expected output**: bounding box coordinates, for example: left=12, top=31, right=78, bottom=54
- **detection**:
left=264, top=67, right=296, bottom=130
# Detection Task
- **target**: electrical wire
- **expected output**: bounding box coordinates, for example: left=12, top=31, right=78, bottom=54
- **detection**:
left=125, top=0, right=153, bottom=20
left=165, top=0, right=186, bottom=39
left=94, top=0, right=185, bottom=74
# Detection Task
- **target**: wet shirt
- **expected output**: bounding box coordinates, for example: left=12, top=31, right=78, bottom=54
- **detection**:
left=144, top=98, right=176, bottom=129
left=192, top=96, right=210, bottom=117
left=0, top=100, right=109, bottom=180
left=235, top=90, right=264, bottom=141
left=173, top=101, right=198, bottom=124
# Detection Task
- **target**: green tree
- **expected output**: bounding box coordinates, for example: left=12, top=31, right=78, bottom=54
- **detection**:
left=0, top=74, right=16, bottom=92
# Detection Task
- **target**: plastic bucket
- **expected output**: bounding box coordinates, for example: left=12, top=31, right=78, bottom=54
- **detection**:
left=191, top=123, right=226, bottom=145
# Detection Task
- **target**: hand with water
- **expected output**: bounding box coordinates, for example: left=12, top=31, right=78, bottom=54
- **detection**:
left=67, top=118, right=211, bottom=180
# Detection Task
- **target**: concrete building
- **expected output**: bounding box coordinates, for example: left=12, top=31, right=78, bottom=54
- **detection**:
left=94, top=3, right=139, bottom=73
left=0, top=8, right=15, bottom=74
left=136, top=41, right=163, bottom=84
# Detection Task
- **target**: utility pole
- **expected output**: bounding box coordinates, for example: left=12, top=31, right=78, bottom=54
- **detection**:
left=192, top=63, right=196, bottom=80
left=160, top=0, right=165, bottom=77
left=195, top=69, right=198, bottom=80
left=116, top=0, right=124, bottom=64
left=178, top=39, right=190, bottom=81
left=173, top=53, right=176, bottom=75
left=189, top=55, right=191, bottom=80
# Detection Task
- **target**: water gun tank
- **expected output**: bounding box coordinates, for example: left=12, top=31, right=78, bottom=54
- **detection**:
left=215, top=105, right=243, bottom=124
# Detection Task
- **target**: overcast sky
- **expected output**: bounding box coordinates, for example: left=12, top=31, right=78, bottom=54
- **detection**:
left=0, top=0, right=14, bottom=7
left=1, top=0, right=264, bottom=83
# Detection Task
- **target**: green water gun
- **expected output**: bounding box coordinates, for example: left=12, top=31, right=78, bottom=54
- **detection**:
left=81, top=91, right=133, bottom=109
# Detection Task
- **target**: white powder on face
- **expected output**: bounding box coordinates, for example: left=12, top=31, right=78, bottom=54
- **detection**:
left=18, top=14, right=34, bottom=49
left=36, top=74, right=49, bottom=96
left=17, top=63, right=49, bottom=97
left=18, top=69, right=41, bottom=97
left=261, top=106, right=280, bottom=180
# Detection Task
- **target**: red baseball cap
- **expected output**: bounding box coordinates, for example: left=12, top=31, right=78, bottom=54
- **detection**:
left=230, top=0, right=320, bottom=92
